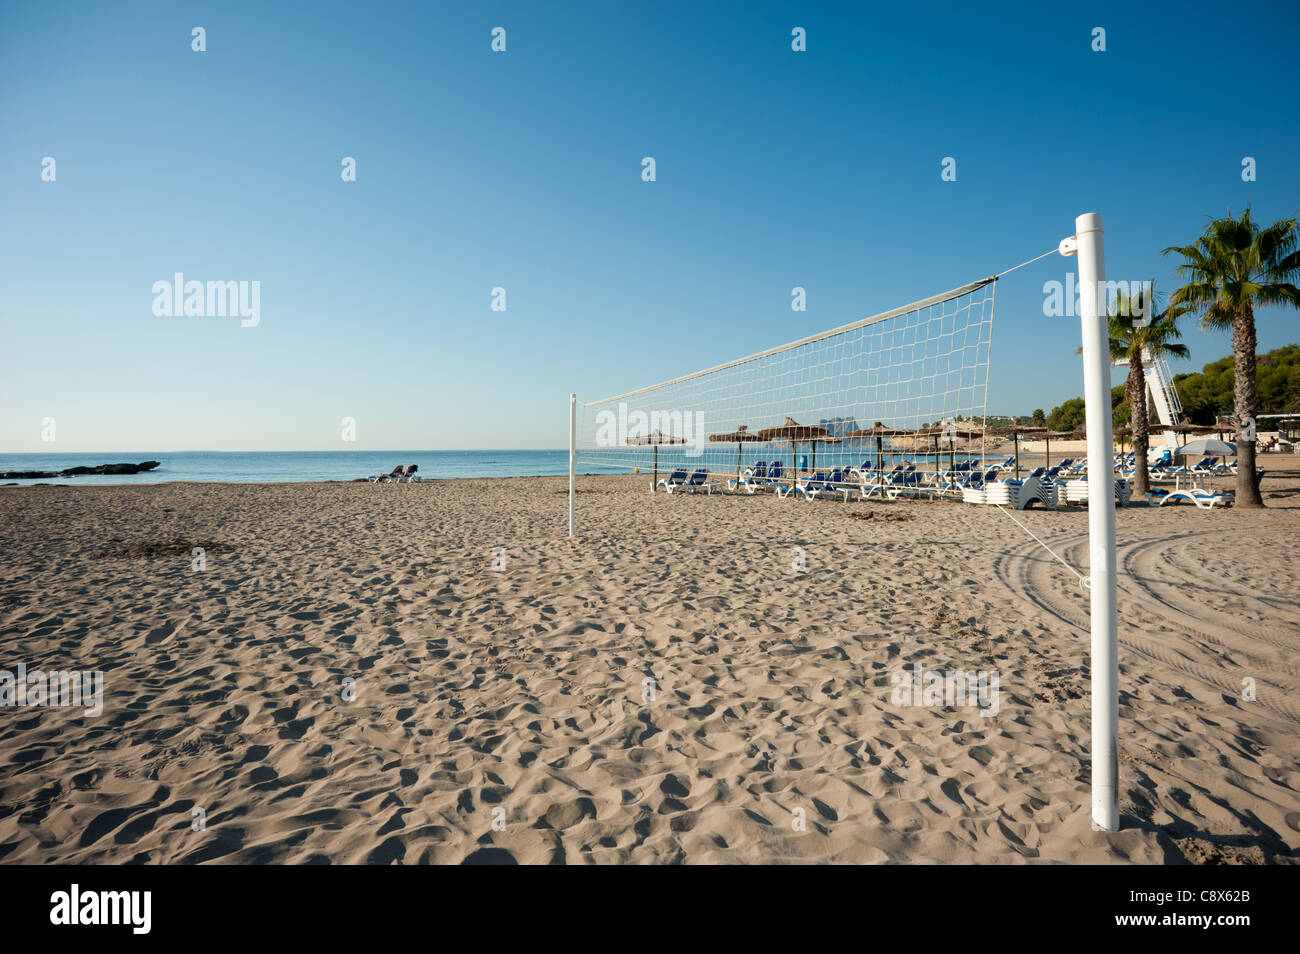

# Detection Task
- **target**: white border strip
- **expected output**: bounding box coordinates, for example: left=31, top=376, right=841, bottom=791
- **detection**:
left=584, top=276, right=997, bottom=406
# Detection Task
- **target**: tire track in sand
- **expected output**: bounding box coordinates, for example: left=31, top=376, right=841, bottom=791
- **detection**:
left=992, top=530, right=1300, bottom=726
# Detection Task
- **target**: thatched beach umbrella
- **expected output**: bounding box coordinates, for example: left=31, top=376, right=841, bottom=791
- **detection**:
left=990, top=420, right=1049, bottom=481
left=756, top=417, right=830, bottom=488
left=1112, top=423, right=1132, bottom=458
left=904, top=425, right=941, bottom=473
left=1165, top=418, right=1216, bottom=436
left=1212, top=416, right=1242, bottom=442
left=844, top=422, right=909, bottom=481
left=627, top=429, right=688, bottom=490
left=708, top=424, right=764, bottom=482
left=952, top=422, right=984, bottom=474
left=907, top=425, right=936, bottom=475
left=809, top=434, right=842, bottom=473
left=1044, top=426, right=1087, bottom=470
left=917, top=422, right=983, bottom=480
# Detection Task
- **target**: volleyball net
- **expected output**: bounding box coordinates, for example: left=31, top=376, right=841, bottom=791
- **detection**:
left=576, top=277, right=998, bottom=483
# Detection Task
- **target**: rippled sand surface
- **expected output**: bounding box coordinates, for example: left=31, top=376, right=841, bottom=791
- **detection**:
left=1, top=467, right=1297, bottom=864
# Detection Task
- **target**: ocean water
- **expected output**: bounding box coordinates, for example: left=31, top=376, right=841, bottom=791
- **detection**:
left=0, top=450, right=621, bottom=485
left=0, top=448, right=979, bottom=485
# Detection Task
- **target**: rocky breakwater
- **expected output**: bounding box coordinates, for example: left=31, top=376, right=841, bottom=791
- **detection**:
left=1, top=461, right=162, bottom=480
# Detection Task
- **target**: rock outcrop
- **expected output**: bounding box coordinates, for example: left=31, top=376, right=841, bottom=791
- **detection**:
left=0, top=461, right=161, bottom=480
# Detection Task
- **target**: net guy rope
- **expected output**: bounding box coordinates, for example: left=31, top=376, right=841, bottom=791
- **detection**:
left=567, top=213, right=1120, bottom=832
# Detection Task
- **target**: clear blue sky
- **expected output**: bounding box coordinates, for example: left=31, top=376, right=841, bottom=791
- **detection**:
left=2, top=0, right=1297, bottom=452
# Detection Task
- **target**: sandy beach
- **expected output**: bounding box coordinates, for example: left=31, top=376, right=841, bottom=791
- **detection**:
left=1, top=464, right=1297, bottom=864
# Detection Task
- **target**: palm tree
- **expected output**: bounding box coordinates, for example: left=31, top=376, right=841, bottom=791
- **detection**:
left=1163, top=209, right=1300, bottom=507
left=1105, top=285, right=1189, bottom=498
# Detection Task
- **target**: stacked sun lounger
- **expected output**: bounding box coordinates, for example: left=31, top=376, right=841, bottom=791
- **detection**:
left=1063, top=476, right=1131, bottom=506
left=969, top=475, right=1058, bottom=509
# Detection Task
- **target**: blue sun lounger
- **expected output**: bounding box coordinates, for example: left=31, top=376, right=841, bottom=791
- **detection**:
left=732, top=461, right=772, bottom=493
left=657, top=469, right=688, bottom=491
left=667, top=468, right=716, bottom=494
left=784, top=469, right=827, bottom=499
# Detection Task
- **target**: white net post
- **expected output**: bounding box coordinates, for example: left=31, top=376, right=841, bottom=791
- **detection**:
left=1070, top=212, right=1120, bottom=831
left=569, top=393, right=576, bottom=537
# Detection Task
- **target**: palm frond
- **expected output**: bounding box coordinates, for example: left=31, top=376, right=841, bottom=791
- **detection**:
left=1253, top=283, right=1300, bottom=310
left=1165, top=209, right=1300, bottom=333
left=1200, top=299, right=1236, bottom=330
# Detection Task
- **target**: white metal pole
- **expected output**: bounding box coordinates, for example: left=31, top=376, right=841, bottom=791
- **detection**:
left=569, top=394, right=576, bottom=537
left=1074, top=212, right=1120, bottom=831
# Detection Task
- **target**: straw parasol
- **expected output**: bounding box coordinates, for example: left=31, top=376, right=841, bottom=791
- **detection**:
left=1045, top=426, right=1087, bottom=470
left=1165, top=418, right=1216, bottom=436
left=1212, top=415, right=1248, bottom=441
left=756, top=417, right=830, bottom=487
left=917, top=421, right=983, bottom=479
left=844, top=421, right=909, bottom=481
left=809, top=434, right=842, bottom=473
left=1112, top=423, right=1131, bottom=457
left=708, top=424, right=764, bottom=482
left=912, top=425, right=944, bottom=475
left=626, top=429, right=688, bottom=490
left=990, top=420, right=1050, bottom=481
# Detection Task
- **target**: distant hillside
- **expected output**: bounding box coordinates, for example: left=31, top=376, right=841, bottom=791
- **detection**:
left=1173, top=343, right=1300, bottom=424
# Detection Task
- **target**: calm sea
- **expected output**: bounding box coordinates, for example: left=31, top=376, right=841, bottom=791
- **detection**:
left=0, top=447, right=974, bottom=485
left=0, top=450, right=625, bottom=485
